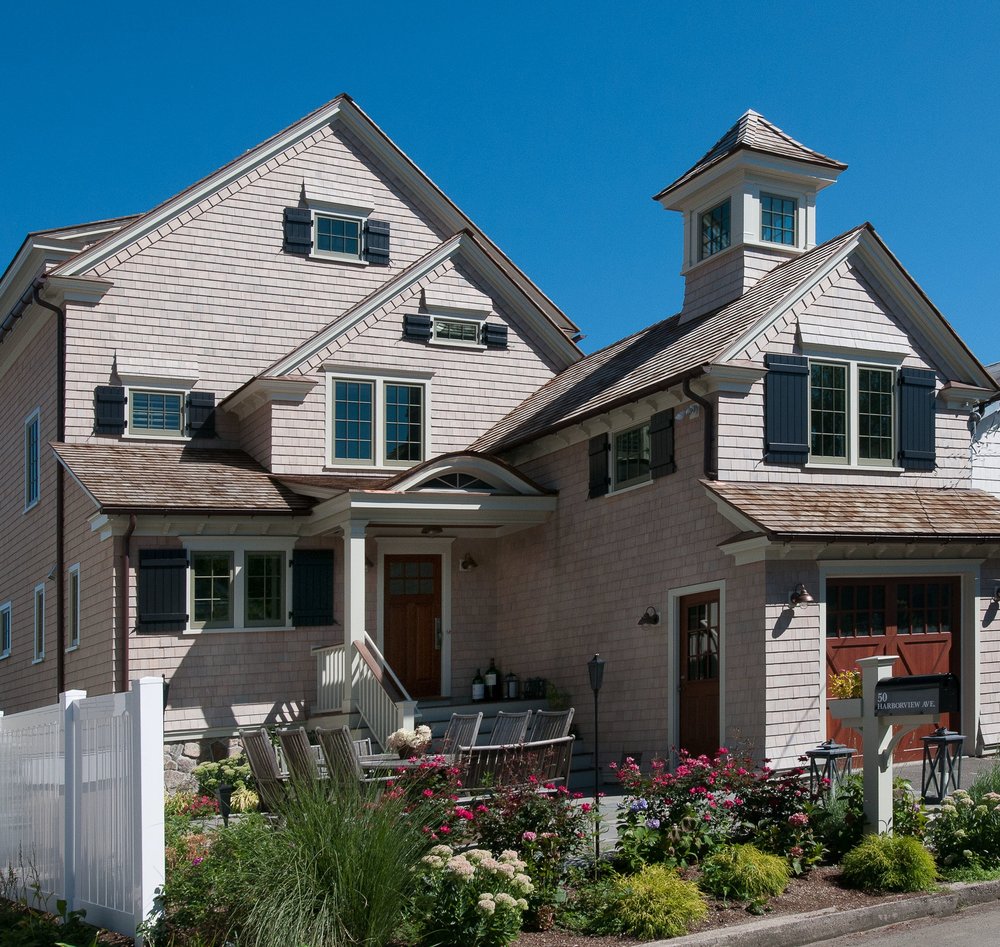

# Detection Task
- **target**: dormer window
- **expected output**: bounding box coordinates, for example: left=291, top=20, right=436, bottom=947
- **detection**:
left=700, top=199, right=731, bottom=260
left=761, top=194, right=797, bottom=245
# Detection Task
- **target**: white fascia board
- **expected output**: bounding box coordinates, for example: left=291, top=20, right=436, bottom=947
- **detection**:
left=224, top=376, right=318, bottom=419
left=0, top=243, right=78, bottom=314
left=718, top=533, right=771, bottom=565
left=699, top=362, right=766, bottom=395
left=42, top=274, right=114, bottom=306
left=392, top=455, right=545, bottom=495
left=941, top=382, right=996, bottom=410
left=702, top=486, right=760, bottom=535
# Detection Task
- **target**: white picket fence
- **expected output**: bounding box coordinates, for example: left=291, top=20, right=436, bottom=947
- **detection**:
left=0, top=677, right=165, bottom=943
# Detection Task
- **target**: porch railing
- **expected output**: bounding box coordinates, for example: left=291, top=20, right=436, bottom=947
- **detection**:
left=353, top=634, right=417, bottom=751
left=311, top=636, right=416, bottom=751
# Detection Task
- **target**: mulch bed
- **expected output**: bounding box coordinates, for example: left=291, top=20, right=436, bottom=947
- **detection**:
left=514, top=865, right=917, bottom=945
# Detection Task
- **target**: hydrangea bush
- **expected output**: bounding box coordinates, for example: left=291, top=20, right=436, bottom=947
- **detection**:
left=926, top=788, right=1000, bottom=869
left=407, top=845, right=532, bottom=947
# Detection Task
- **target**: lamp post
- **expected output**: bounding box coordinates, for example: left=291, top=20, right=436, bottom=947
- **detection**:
left=587, top=653, right=605, bottom=869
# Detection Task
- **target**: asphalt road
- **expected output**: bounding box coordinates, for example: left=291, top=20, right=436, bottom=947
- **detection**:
left=816, top=899, right=1000, bottom=945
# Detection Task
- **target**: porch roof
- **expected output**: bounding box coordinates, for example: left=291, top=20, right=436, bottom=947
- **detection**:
left=52, top=443, right=316, bottom=515
left=705, top=480, right=1000, bottom=543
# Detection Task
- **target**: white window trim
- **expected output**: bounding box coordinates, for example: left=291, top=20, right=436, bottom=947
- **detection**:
left=698, top=197, right=732, bottom=262
left=67, top=563, right=81, bottom=651
left=326, top=370, right=433, bottom=469
left=807, top=358, right=897, bottom=469
left=758, top=192, right=798, bottom=247
left=24, top=407, right=40, bottom=512
left=309, top=208, right=369, bottom=265
left=183, top=536, right=296, bottom=634
left=610, top=421, right=653, bottom=493
left=33, top=583, right=45, bottom=663
left=429, top=315, right=487, bottom=350
left=125, top=384, right=188, bottom=440
left=0, top=600, right=11, bottom=660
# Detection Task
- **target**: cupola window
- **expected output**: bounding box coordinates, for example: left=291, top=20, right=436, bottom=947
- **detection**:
left=761, top=194, right=797, bottom=245
left=700, top=199, right=731, bottom=259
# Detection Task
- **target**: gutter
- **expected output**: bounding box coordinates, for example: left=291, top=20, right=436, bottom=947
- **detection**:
left=31, top=281, right=66, bottom=696
left=118, top=514, right=137, bottom=692
left=683, top=378, right=718, bottom=480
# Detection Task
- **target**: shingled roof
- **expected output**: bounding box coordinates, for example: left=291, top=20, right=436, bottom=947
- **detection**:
left=706, top=481, right=1000, bottom=542
left=472, top=225, right=865, bottom=454
left=654, top=110, right=847, bottom=201
left=53, top=444, right=315, bottom=515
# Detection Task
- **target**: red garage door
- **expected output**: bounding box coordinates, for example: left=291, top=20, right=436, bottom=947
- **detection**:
left=826, top=577, right=960, bottom=761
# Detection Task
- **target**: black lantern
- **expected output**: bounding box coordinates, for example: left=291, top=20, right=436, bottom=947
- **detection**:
left=921, top=728, right=965, bottom=804
left=587, top=653, right=605, bottom=869
left=805, top=740, right=854, bottom=795
left=588, top=653, right=605, bottom=694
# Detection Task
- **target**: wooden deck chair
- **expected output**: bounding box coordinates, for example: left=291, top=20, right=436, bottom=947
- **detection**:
left=315, top=726, right=392, bottom=787
left=528, top=708, right=575, bottom=742
left=277, top=727, right=321, bottom=783
left=352, top=737, right=373, bottom=757
left=239, top=726, right=287, bottom=810
left=440, top=712, right=483, bottom=753
left=489, top=710, right=531, bottom=746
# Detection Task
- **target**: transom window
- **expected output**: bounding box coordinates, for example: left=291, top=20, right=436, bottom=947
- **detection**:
left=24, top=409, right=40, bottom=510
left=613, top=423, right=651, bottom=490
left=700, top=199, right=731, bottom=260
left=315, top=214, right=361, bottom=259
left=810, top=361, right=894, bottom=466
left=421, top=473, right=494, bottom=491
left=0, top=601, right=11, bottom=659
left=761, top=194, right=796, bottom=245
left=130, top=390, right=184, bottom=437
left=827, top=579, right=956, bottom=638
left=330, top=376, right=427, bottom=467
left=432, top=318, right=481, bottom=345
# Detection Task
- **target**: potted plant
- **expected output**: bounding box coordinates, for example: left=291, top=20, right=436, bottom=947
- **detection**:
left=386, top=725, right=432, bottom=758
left=828, top=669, right=862, bottom=719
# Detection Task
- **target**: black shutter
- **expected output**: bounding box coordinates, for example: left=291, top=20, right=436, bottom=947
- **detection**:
left=483, top=323, right=509, bottom=348
left=764, top=353, right=809, bottom=464
left=283, top=207, right=312, bottom=255
left=136, top=548, right=188, bottom=633
left=363, top=219, right=391, bottom=265
left=649, top=409, right=676, bottom=478
left=588, top=434, right=610, bottom=499
left=898, top=367, right=937, bottom=471
left=94, top=386, right=126, bottom=435
left=292, top=549, right=334, bottom=626
left=403, top=314, right=433, bottom=341
left=186, top=391, right=216, bottom=438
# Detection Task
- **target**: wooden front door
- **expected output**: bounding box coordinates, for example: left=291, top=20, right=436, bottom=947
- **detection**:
left=678, top=590, right=721, bottom=758
left=383, top=555, right=442, bottom=698
left=826, top=577, right=960, bottom=761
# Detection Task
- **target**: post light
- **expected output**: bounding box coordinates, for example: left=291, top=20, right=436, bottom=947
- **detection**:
left=805, top=740, right=854, bottom=796
left=921, top=728, right=965, bottom=804
left=587, top=653, right=605, bottom=869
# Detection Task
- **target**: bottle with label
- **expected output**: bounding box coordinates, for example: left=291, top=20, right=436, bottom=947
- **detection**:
left=484, top=658, right=499, bottom=702
left=472, top=668, right=485, bottom=702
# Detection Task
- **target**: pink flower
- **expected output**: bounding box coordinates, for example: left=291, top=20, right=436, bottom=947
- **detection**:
left=438, top=825, right=451, bottom=834
left=422, top=788, right=435, bottom=798
left=788, top=812, right=809, bottom=827
left=581, top=803, right=592, bottom=813
left=522, top=831, right=537, bottom=842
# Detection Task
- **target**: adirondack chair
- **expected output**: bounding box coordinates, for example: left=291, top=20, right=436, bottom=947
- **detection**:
left=315, top=726, right=392, bottom=788
left=440, top=712, right=482, bottom=753
left=528, top=708, right=574, bottom=742
left=277, top=727, right=321, bottom=783
left=239, top=726, right=287, bottom=810
left=488, top=710, right=531, bottom=746
left=459, top=735, right=575, bottom=799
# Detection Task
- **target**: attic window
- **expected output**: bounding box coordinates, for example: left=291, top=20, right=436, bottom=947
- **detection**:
left=433, top=317, right=481, bottom=345
left=700, top=199, right=731, bottom=259
left=315, top=214, right=362, bottom=260
left=761, top=194, right=796, bottom=245
left=420, top=473, right=494, bottom=491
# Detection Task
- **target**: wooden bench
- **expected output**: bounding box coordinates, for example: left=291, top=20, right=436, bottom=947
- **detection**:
left=456, top=735, right=574, bottom=799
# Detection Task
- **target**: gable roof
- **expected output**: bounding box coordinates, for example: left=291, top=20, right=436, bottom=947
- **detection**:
left=472, top=225, right=864, bottom=453
left=654, top=110, right=847, bottom=201
left=44, top=95, right=580, bottom=347
left=706, top=480, right=1000, bottom=543
left=52, top=443, right=314, bottom=516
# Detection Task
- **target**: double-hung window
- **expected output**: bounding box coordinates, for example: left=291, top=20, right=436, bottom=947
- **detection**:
left=191, top=552, right=235, bottom=629
left=613, top=423, right=652, bottom=490
left=330, top=375, right=427, bottom=467
left=810, top=361, right=895, bottom=466
left=700, top=199, right=731, bottom=260
left=314, top=213, right=363, bottom=260
left=33, top=584, right=44, bottom=662
left=129, top=389, right=185, bottom=437
left=0, top=601, right=11, bottom=659
left=24, top=409, right=40, bottom=510
left=68, top=565, right=81, bottom=649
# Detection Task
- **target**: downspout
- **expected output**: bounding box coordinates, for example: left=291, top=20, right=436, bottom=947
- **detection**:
left=118, top=514, right=138, bottom=693
left=683, top=377, right=718, bottom=481
left=32, top=281, right=66, bottom=695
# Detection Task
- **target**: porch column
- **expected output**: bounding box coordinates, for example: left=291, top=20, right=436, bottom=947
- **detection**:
left=342, top=518, right=368, bottom=714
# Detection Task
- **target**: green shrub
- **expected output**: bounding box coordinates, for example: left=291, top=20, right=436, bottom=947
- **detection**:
left=585, top=865, right=708, bottom=940
left=405, top=846, right=532, bottom=947
left=699, top=844, right=790, bottom=908
left=968, top=761, right=1000, bottom=802
left=811, top=775, right=866, bottom=863
left=926, top=788, right=1000, bottom=870
left=192, top=754, right=254, bottom=796
left=841, top=834, right=937, bottom=893
left=892, top=778, right=928, bottom=838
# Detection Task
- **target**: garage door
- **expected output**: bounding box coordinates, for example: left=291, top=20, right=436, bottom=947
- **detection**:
left=826, top=577, right=960, bottom=761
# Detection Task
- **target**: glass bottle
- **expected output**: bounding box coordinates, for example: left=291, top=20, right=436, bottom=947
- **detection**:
left=472, top=668, right=485, bottom=702
left=484, top=658, right=499, bottom=701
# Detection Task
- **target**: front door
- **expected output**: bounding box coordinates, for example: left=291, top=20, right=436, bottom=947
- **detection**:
left=826, top=577, right=960, bottom=761
left=678, top=590, right=721, bottom=758
left=383, top=555, right=442, bottom=698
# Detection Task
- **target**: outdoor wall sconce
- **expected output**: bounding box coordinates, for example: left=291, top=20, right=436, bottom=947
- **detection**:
left=789, top=584, right=815, bottom=609
left=637, top=606, right=660, bottom=626
left=459, top=553, right=478, bottom=572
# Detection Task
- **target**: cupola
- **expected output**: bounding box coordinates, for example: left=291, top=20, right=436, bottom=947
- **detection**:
left=654, top=110, right=847, bottom=322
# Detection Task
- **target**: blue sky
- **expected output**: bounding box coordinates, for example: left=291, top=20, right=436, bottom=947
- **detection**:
left=2, top=2, right=997, bottom=364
